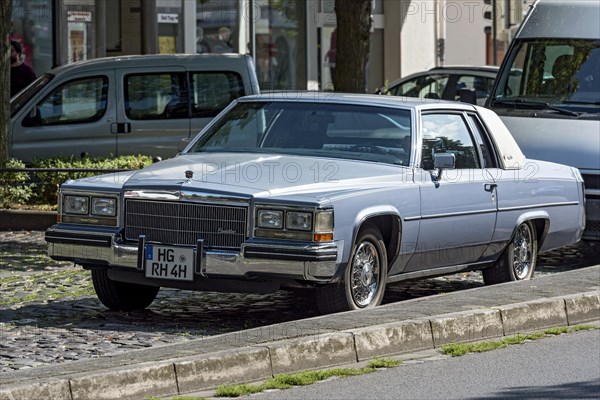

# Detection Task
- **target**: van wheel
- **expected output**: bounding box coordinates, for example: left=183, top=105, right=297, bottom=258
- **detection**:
left=483, top=221, right=538, bottom=285
left=316, top=225, right=387, bottom=314
left=91, top=269, right=159, bottom=311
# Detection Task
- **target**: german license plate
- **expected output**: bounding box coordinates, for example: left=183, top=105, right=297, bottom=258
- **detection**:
left=145, top=244, right=194, bottom=281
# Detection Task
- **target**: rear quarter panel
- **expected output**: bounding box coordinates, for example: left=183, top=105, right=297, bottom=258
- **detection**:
left=491, top=159, right=583, bottom=254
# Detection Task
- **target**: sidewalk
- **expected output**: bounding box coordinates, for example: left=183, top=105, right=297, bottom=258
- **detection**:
left=1, top=265, right=598, bottom=400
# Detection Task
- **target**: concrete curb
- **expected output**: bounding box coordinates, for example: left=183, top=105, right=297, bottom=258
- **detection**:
left=1, top=290, right=598, bottom=400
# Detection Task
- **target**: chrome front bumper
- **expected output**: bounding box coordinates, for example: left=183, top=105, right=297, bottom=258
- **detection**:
left=46, top=226, right=342, bottom=282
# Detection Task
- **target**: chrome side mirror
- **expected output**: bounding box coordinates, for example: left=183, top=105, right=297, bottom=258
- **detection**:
left=433, top=153, right=455, bottom=181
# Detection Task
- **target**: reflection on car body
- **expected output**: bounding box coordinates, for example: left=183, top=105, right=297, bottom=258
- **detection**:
left=46, top=93, right=585, bottom=314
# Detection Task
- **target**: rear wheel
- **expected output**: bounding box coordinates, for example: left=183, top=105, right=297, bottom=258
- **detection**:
left=316, top=225, right=388, bottom=314
left=483, top=221, right=538, bottom=285
left=91, top=269, right=159, bottom=311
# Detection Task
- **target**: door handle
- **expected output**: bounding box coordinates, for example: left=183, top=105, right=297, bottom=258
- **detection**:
left=111, top=122, right=131, bottom=134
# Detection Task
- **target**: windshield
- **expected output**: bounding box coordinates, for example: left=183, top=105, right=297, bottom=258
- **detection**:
left=10, top=73, right=54, bottom=117
left=188, top=101, right=412, bottom=166
left=492, top=39, right=600, bottom=114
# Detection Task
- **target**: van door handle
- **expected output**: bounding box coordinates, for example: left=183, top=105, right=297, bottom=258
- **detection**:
left=111, top=123, right=131, bottom=134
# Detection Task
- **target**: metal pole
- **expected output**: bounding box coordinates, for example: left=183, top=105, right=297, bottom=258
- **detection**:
left=249, top=0, right=256, bottom=65
left=492, top=0, right=497, bottom=65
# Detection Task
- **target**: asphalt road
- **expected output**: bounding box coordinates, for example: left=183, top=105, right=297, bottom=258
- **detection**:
left=246, top=328, right=600, bottom=400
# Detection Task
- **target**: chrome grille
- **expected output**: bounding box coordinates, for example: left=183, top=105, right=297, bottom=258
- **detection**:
left=125, top=200, right=247, bottom=249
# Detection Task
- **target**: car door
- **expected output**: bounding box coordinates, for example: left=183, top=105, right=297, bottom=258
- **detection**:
left=11, top=70, right=117, bottom=161
left=405, top=111, right=498, bottom=271
left=115, top=66, right=190, bottom=160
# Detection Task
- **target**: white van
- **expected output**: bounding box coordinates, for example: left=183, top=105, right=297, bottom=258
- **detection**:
left=10, top=54, right=260, bottom=163
left=486, top=0, right=600, bottom=240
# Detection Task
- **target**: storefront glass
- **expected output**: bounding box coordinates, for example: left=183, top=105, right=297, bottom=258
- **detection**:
left=157, top=0, right=184, bottom=53
left=254, top=0, right=304, bottom=90
left=196, top=0, right=239, bottom=54
left=11, top=0, right=54, bottom=76
left=64, top=0, right=96, bottom=63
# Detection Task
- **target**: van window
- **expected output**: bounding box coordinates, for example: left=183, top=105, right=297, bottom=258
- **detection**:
left=190, top=72, right=245, bottom=118
left=494, top=39, right=600, bottom=111
left=23, top=76, right=108, bottom=127
left=125, top=73, right=188, bottom=120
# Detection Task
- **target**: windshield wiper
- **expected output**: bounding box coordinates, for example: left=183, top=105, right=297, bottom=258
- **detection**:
left=492, top=99, right=580, bottom=117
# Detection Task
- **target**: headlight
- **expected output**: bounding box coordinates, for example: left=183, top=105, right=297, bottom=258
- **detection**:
left=286, top=211, right=312, bottom=231
left=92, top=197, right=117, bottom=216
left=60, top=193, right=118, bottom=226
left=257, top=209, right=283, bottom=229
left=63, top=195, right=89, bottom=215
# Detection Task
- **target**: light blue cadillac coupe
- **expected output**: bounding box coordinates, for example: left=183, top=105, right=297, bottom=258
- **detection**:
left=46, top=93, right=586, bottom=314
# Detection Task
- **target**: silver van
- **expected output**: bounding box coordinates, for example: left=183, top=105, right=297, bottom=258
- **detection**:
left=486, top=0, right=600, bottom=240
left=10, top=54, right=260, bottom=163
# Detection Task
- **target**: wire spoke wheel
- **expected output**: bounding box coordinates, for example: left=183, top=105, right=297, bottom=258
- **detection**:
left=350, top=241, right=380, bottom=307
left=512, top=223, right=534, bottom=280
left=483, top=220, right=538, bottom=285
left=315, top=225, right=388, bottom=314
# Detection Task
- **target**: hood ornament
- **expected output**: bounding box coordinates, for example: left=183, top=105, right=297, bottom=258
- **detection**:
left=185, top=170, right=194, bottom=179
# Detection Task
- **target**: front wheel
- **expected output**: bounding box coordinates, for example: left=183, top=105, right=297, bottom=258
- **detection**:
left=91, top=269, right=159, bottom=311
left=483, top=221, right=538, bottom=285
left=316, top=225, right=388, bottom=314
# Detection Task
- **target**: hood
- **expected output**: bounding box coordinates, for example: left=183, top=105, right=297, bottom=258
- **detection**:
left=500, top=116, right=600, bottom=171
left=120, top=153, right=412, bottom=202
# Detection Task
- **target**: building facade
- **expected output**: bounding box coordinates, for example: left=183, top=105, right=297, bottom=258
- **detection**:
left=10, top=1, right=523, bottom=93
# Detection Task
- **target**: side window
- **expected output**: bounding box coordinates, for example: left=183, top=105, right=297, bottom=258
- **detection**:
left=454, top=75, right=495, bottom=103
left=125, top=73, right=187, bottom=120
left=466, top=113, right=497, bottom=168
left=392, top=75, right=449, bottom=100
left=421, top=113, right=480, bottom=169
left=24, top=76, right=108, bottom=126
left=190, top=72, right=245, bottom=118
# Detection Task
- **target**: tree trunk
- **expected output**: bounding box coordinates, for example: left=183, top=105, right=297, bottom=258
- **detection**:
left=0, top=0, right=11, bottom=164
left=334, top=0, right=372, bottom=93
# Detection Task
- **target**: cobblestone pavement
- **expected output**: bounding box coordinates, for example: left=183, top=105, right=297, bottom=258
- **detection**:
left=0, top=231, right=598, bottom=372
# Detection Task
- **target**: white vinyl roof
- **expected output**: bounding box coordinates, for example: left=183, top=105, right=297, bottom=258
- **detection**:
left=476, top=106, right=526, bottom=170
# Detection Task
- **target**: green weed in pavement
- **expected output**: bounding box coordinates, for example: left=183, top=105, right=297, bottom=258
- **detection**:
left=214, top=358, right=401, bottom=397
left=441, top=325, right=598, bottom=357
left=571, top=325, right=596, bottom=332
left=544, top=326, right=569, bottom=335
